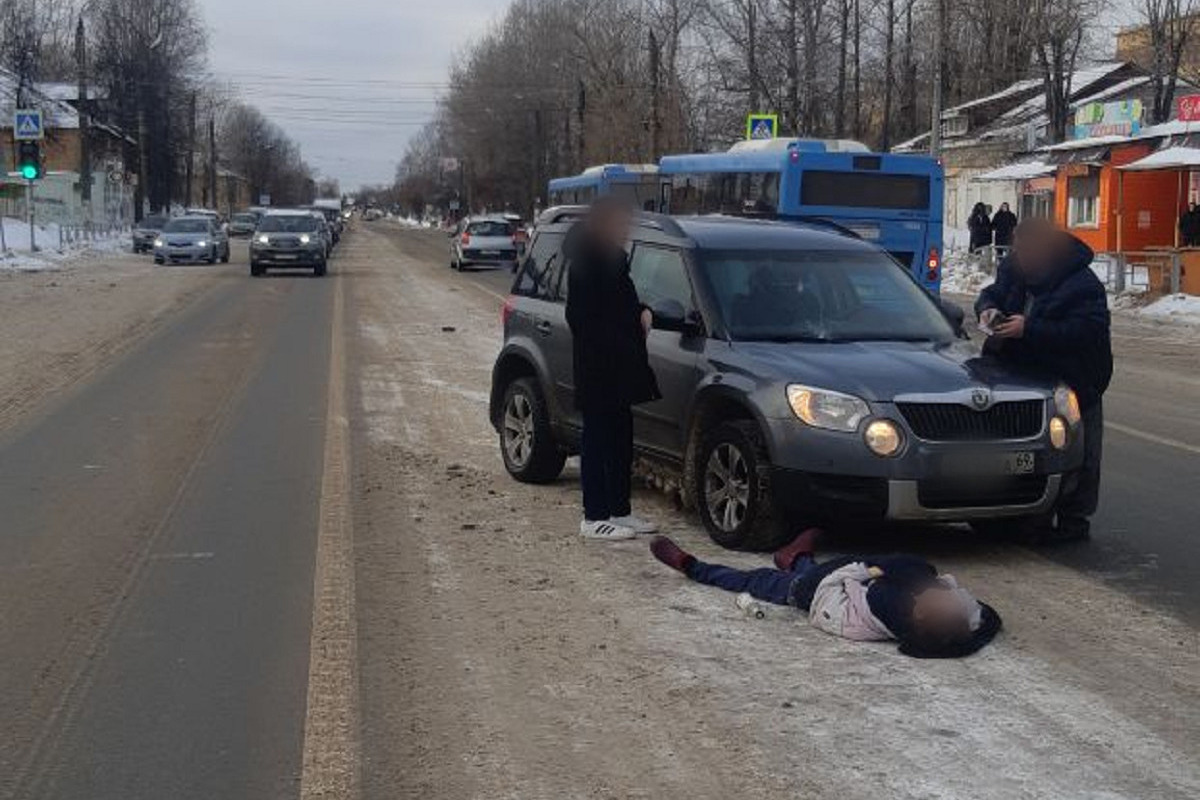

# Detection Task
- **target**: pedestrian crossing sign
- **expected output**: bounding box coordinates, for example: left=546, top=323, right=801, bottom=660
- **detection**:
left=746, top=113, right=778, bottom=141
left=14, top=110, right=43, bottom=141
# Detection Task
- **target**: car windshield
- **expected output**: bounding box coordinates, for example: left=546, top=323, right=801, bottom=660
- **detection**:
left=233, top=214, right=257, bottom=224
left=259, top=215, right=318, bottom=233
left=698, top=248, right=954, bottom=343
left=139, top=216, right=168, bottom=229
left=162, top=219, right=209, bottom=233
left=467, top=220, right=512, bottom=237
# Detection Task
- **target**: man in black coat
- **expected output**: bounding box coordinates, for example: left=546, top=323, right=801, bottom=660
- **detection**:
left=975, top=218, right=1113, bottom=542
left=991, top=202, right=1018, bottom=249
left=565, top=197, right=661, bottom=541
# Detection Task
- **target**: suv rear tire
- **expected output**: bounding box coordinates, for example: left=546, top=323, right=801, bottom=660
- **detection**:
left=500, top=378, right=565, bottom=484
left=695, top=421, right=788, bottom=551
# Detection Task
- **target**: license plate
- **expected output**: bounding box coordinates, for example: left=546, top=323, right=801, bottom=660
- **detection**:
left=274, top=253, right=296, bottom=260
left=847, top=225, right=880, bottom=241
left=943, top=451, right=1035, bottom=476
left=481, top=250, right=501, bottom=256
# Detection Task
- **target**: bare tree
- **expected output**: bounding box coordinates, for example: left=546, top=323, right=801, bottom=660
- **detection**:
left=1141, top=0, right=1199, bottom=123
left=1030, top=0, right=1092, bottom=142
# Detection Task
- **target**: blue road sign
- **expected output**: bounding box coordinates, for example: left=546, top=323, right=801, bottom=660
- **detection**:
left=14, top=110, right=43, bottom=141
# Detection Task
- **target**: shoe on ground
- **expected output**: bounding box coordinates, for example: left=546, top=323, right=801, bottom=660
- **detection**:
left=773, top=527, right=824, bottom=572
left=610, top=514, right=657, bottom=535
left=580, top=519, right=636, bottom=541
left=650, top=536, right=695, bottom=573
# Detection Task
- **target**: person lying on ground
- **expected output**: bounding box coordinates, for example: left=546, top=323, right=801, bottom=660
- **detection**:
left=650, top=531, right=1001, bottom=658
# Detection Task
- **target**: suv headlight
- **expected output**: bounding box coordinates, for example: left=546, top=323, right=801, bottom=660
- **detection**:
left=1054, top=385, right=1082, bottom=425
left=196, top=240, right=207, bottom=248
left=153, top=238, right=164, bottom=248
left=300, top=234, right=311, bottom=244
left=786, top=385, right=870, bottom=432
left=257, top=234, right=270, bottom=245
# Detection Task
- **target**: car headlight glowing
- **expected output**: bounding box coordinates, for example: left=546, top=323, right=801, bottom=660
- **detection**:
left=864, top=419, right=904, bottom=457
left=1054, top=385, right=1082, bottom=425
left=1049, top=416, right=1069, bottom=449
left=153, top=238, right=164, bottom=248
left=196, top=240, right=207, bottom=248
left=300, top=234, right=311, bottom=244
left=786, top=385, right=870, bottom=432
left=257, top=234, right=270, bottom=245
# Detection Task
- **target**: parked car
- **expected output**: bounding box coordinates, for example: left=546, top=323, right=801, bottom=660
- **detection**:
left=133, top=214, right=170, bottom=253
left=229, top=212, right=261, bottom=238
left=489, top=211, right=1086, bottom=550
left=450, top=215, right=519, bottom=271
left=153, top=216, right=230, bottom=265
left=250, top=210, right=328, bottom=277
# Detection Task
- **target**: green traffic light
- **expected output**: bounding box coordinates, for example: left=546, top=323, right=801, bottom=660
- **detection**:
left=20, top=164, right=38, bottom=180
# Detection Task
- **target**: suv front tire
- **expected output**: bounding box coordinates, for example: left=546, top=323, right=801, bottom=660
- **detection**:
left=695, top=421, right=789, bottom=551
left=500, top=377, right=565, bottom=483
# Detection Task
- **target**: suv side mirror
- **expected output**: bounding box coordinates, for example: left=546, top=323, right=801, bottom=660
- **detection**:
left=651, top=299, right=701, bottom=335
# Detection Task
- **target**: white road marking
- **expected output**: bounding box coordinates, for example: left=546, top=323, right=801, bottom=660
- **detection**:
left=299, top=273, right=360, bottom=800
left=1106, top=420, right=1200, bottom=456
left=149, top=551, right=215, bottom=561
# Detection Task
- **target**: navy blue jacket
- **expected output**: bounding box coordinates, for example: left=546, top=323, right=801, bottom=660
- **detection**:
left=975, top=234, right=1113, bottom=410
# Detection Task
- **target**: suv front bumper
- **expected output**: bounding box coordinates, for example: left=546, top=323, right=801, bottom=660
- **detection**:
left=251, top=245, right=325, bottom=266
left=770, top=467, right=1066, bottom=523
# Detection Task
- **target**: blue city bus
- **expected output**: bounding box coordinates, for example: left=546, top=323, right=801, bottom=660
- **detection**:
left=547, top=164, right=665, bottom=211
left=658, top=139, right=945, bottom=291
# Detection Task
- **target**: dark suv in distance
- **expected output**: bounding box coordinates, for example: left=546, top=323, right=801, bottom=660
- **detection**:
left=490, top=209, right=1087, bottom=551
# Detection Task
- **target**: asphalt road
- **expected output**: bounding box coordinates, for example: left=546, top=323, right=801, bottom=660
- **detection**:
left=450, top=242, right=1200, bottom=625
left=0, top=245, right=335, bottom=800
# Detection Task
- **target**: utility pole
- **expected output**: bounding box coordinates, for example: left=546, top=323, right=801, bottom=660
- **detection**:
left=930, top=0, right=944, bottom=159
left=649, top=30, right=662, bottom=161
left=137, top=104, right=148, bottom=220
left=747, top=1, right=759, bottom=111
left=76, top=15, right=92, bottom=227
left=185, top=93, right=196, bottom=207
left=576, top=79, right=586, bottom=170
left=208, top=117, right=217, bottom=212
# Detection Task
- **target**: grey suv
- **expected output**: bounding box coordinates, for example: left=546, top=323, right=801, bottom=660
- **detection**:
left=490, top=210, right=1086, bottom=550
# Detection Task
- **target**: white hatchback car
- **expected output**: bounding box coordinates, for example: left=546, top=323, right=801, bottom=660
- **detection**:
left=450, top=216, right=518, bottom=270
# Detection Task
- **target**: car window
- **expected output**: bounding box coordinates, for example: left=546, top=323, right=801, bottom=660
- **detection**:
left=697, top=248, right=954, bottom=343
left=233, top=214, right=257, bottom=224
left=630, top=246, right=693, bottom=311
left=514, top=232, right=565, bottom=301
left=140, top=215, right=168, bottom=229
left=467, top=220, right=511, bottom=237
left=163, top=219, right=210, bottom=233
left=258, top=215, right=318, bottom=233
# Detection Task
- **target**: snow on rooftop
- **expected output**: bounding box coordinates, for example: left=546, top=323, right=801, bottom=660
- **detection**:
left=1119, top=146, right=1200, bottom=170
left=973, top=161, right=1055, bottom=181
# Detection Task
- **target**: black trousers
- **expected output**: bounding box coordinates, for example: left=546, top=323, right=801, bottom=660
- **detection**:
left=1058, top=401, right=1104, bottom=528
left=580, top=407, right=633, bottom=522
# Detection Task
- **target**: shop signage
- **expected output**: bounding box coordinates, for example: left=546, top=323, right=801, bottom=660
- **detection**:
left=1177, top=94, right=1200, bottom=122
left=1072, top=100, right=1143, bottom=140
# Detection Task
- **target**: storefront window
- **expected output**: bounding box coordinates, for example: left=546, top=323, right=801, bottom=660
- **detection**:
left=1067, top=171, right=1100, bottom=228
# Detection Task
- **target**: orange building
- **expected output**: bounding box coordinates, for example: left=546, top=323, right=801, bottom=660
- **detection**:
left=1050, top=141, right=1187, bottom=253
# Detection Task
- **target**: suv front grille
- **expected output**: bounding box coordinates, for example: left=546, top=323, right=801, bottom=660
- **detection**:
left=897, top=400, right=1044, bottom=441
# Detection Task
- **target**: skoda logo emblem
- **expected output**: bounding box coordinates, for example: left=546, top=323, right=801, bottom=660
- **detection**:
left=970, top=389, right=993, bottom=411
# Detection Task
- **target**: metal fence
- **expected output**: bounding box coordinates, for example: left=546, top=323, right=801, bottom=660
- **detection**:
left=1102, top=251, right=1183, bottom=296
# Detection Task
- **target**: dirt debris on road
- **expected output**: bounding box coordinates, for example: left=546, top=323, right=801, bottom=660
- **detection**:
left=348, top=224, right=1200, bottom=800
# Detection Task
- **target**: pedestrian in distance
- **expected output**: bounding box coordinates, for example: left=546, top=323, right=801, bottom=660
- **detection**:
left=1179, top=203, right=1200, bottom=247
left=649, top=530, right=1002, bottom=658
left=992, top=202, right=1018, bottom=250
left=565, top=196, right=661, bottom=541
left=968, top=202, right=993, bottom=253
left=975, top=217, right=1113, bottom=543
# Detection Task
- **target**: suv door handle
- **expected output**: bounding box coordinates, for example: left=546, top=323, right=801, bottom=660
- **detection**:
left=534, top=319, right=553, bottom=336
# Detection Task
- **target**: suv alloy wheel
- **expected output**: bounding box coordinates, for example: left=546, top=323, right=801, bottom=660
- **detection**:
left=500, top=378, right=565, bottom=483
left=695, top=421, right=789, bottom=551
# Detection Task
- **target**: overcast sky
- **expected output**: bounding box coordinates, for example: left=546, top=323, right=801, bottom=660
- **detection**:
left=201, top=0, right=511, bottom=192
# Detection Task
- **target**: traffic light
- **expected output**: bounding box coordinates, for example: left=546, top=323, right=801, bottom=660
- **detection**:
left=17, top=140, right=41, bottom=181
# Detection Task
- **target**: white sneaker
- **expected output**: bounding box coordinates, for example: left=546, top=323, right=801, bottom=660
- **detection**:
left=580, top=519, right=636, bottom=541
left=610, top=514, right=657, bottom=535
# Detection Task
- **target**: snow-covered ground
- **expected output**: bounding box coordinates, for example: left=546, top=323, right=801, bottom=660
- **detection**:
left=1133, top=293, right=1200, bottom=325
left=0, top=217, right=130, bottom=272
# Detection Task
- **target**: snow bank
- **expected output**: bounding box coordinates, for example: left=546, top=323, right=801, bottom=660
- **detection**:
left=941, top=250, right=995, bottom=296
left=1136, top=293, right=1200, bottom=324
left=0, top=217, right=130, bottom=272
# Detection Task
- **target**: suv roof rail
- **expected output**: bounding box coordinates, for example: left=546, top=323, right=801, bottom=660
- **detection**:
left=631, top=211, right=687, bottom=238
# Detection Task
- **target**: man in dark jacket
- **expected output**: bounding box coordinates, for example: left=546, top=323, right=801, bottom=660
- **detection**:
left=968, top=203, right=993, bottom=252
left=975, top=218, right=1112, bottom=542
left=565, top=197, right=661, bottom=541
left=992, top=202, right=1018, bottom=249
